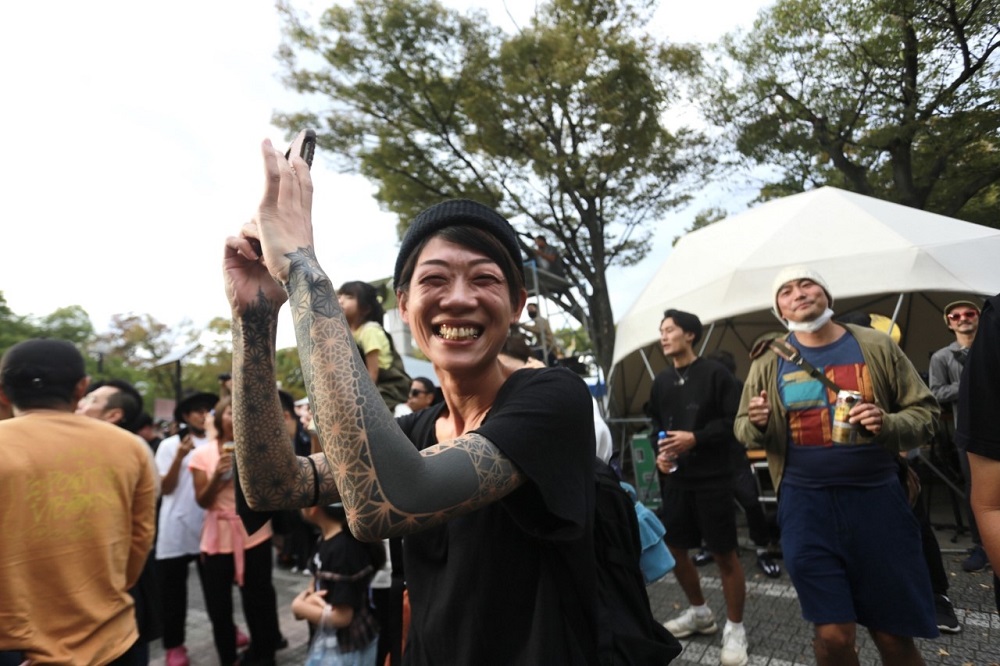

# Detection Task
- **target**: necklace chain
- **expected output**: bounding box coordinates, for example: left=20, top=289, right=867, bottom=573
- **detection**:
left=675, top=362, right=693, bottom=386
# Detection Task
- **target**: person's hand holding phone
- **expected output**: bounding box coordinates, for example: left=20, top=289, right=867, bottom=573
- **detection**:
left=241, top=129, right=317, bottom=283
left=176, top=427, right=195, bottom=459
left=224, top=129, right=317, bottom=314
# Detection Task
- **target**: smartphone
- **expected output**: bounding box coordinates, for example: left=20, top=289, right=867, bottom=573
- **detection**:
left=177, top=424, right=190, bottom=441
left=284, top=129, right=317, bottom=168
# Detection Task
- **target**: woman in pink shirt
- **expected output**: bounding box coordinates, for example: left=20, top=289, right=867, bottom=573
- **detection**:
left=190, top=397, right=283, bottom=665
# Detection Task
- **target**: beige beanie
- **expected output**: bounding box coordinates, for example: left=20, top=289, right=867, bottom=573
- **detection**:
left=772, top=265, right=833, bottom=319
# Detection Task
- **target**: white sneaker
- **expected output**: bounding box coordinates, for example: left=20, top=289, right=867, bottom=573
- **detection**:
left=664, top=607, right=718, bottom=638
left=720, top=624, right=748, bottom=666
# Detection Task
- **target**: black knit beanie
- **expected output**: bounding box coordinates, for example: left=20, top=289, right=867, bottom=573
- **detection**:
left=393, top=199, right=524, bottom=290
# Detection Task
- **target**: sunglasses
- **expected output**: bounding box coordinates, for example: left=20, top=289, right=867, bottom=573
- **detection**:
left=947, top=310, right=979, bottom=321
left=409, top=388, right=429, bottom=397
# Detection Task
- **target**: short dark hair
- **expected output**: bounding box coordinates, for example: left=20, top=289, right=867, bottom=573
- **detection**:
left=705, top=350, right=736, bottom=376
left=278, top=389, right=296, bottom=418
left=88, top=379, right=144, bottom=432
left=337, top=281, right=385, bottom=326
left=412, top=376, right=435, bottom=393
left=662, top=309, right=703, bottom=346
left=0, top=339, right=86, bottom=410
left=837, top=310, right=872, bottom=328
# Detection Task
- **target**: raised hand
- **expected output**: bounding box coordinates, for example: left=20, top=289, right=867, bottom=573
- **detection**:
left=241, top=132, right=315, bottom=284
left=223, top=232, right=288, bottom=317
left=748, top=390, right=770, bottom=429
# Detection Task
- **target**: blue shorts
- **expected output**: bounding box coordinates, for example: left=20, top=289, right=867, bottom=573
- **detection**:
left=778, top=482, right=938, bottom=638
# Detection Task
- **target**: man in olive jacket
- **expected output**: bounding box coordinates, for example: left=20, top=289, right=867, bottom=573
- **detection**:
left=734, top=266, right=939, bottom=666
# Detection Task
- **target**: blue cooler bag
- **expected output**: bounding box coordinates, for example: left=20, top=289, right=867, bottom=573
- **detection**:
left=620, top=482, right=675, bottom=585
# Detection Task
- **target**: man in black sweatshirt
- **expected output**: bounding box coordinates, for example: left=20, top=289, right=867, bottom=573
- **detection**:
left=649, top=309, right=748, bottom=666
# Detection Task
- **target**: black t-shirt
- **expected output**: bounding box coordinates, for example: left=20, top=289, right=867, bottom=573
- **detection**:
left=648, top=357, right=742, bottom=487
left=956, top=293, right=1000, bottom=461
left=310, top=531, right=378, bottom=651
left=396, top=367, right=598, bottom=665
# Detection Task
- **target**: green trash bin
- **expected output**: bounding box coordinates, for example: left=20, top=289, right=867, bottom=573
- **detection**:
left=630, top=433, right=661, bottom=510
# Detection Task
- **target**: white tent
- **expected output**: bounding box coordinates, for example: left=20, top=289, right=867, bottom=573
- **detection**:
left=609, top=187, right=1000, bottom=419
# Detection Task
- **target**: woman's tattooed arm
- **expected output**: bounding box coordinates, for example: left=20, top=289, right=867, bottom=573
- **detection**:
left=231, top=286, right=339, bottom=509
left=283, top=247, right=524, bottom=542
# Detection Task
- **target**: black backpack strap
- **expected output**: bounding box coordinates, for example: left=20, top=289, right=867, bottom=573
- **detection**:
left=388, top=537, right=406, bottom=666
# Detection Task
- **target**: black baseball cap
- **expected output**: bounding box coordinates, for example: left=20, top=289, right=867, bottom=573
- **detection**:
left=0, top=339, right=86, bottom=392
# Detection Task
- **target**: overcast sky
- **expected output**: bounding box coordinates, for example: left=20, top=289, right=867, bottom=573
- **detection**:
left=0, top=0, right=771, bottom=351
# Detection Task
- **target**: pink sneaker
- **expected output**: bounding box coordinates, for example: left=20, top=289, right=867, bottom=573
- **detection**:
left=236, top=625, right=250, bottom=649
left=165, top=646, right=190, bottom=666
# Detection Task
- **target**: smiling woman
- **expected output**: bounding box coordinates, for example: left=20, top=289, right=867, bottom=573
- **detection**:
left=222, top=136, right=602, bottom=664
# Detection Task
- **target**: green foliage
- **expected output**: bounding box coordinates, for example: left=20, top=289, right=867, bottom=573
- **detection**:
left=276, top=347, right=307, bottom=398
left=0, top=300, right=307, bottom=420
left=272, top=0, right=711, bottom=374
left=706, top=0, right=1000, bottom=224
left=0, top=292, right=40, bottom=354
left=673, top=207, right=727, bottom=246
left=35, top=306, right=94, bottom=345
left=554, top=322, right=592, bottom=358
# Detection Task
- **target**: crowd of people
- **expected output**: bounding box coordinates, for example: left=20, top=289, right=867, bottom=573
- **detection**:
left=649, top=268, right=998, bottom=666
left=2, top=132, right=997, bottom=666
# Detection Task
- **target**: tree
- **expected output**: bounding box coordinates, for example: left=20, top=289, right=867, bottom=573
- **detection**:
left=273, top=0, right=710, bottom=375
left=705, top=0, right=1000, bottom=225
left=673, top=207, right=727, bottom=246
left=90, top=313, right=206, bottom=406
left=0, top=292, right=40, bottom=354
left=35, top=305, right=94, bottom=345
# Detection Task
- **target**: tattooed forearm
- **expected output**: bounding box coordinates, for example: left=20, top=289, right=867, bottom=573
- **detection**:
left=282, top=247, right=524, bottom=541
left=232, top=287, right=331, bottom=510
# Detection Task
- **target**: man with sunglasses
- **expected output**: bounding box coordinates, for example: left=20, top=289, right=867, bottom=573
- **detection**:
left=404, top=377, right=438, bottom=414
left=929, top=299, right=986, bottom=572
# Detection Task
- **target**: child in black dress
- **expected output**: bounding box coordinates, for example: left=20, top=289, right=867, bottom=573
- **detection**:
left=292, top=503, right=385, bottom=665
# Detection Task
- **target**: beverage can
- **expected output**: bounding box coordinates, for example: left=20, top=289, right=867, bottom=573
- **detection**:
left=831, top=390, right=863, bottom=445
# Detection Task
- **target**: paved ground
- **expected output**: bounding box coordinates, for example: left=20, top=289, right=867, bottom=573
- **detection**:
left=149, top=503, right=999, bottom=666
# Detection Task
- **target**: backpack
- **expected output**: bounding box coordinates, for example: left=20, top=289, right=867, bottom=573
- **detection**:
left=388, top=406, right=681, bottom=665
left=590, top=459, right=682, bottom=664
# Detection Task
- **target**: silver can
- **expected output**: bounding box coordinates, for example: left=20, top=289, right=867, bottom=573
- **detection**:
left=831, top=390, right=863, bottom=445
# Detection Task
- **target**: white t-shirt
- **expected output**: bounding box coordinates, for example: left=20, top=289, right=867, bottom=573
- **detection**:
left=593, top=398, right=613, bottom=464
left=154, top=433, right=209, bottom=559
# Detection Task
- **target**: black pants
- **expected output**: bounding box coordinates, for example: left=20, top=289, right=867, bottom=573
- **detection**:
left=957, top=447, right=982, bottom=544
left=281, top=510, right=318, bottom=570
left=912, top=481, right=950, bottom=596
left=732, top=449, right=775, bottom=548
left=199, top=540, right=282, bottom=663
left=157, top=554, right=204, bottom=649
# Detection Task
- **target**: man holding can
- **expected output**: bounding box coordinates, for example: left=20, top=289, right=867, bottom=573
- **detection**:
left=649, top=309, right=748, bottom=666
left=734, top=266, right=940, bottom=665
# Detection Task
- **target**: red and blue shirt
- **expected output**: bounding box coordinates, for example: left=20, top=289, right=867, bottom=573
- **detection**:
left=778, top=332, right=897, bottom=488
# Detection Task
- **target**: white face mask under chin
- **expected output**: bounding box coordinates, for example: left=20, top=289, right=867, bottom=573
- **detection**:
left=785, top=308, right=835, bottom=333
